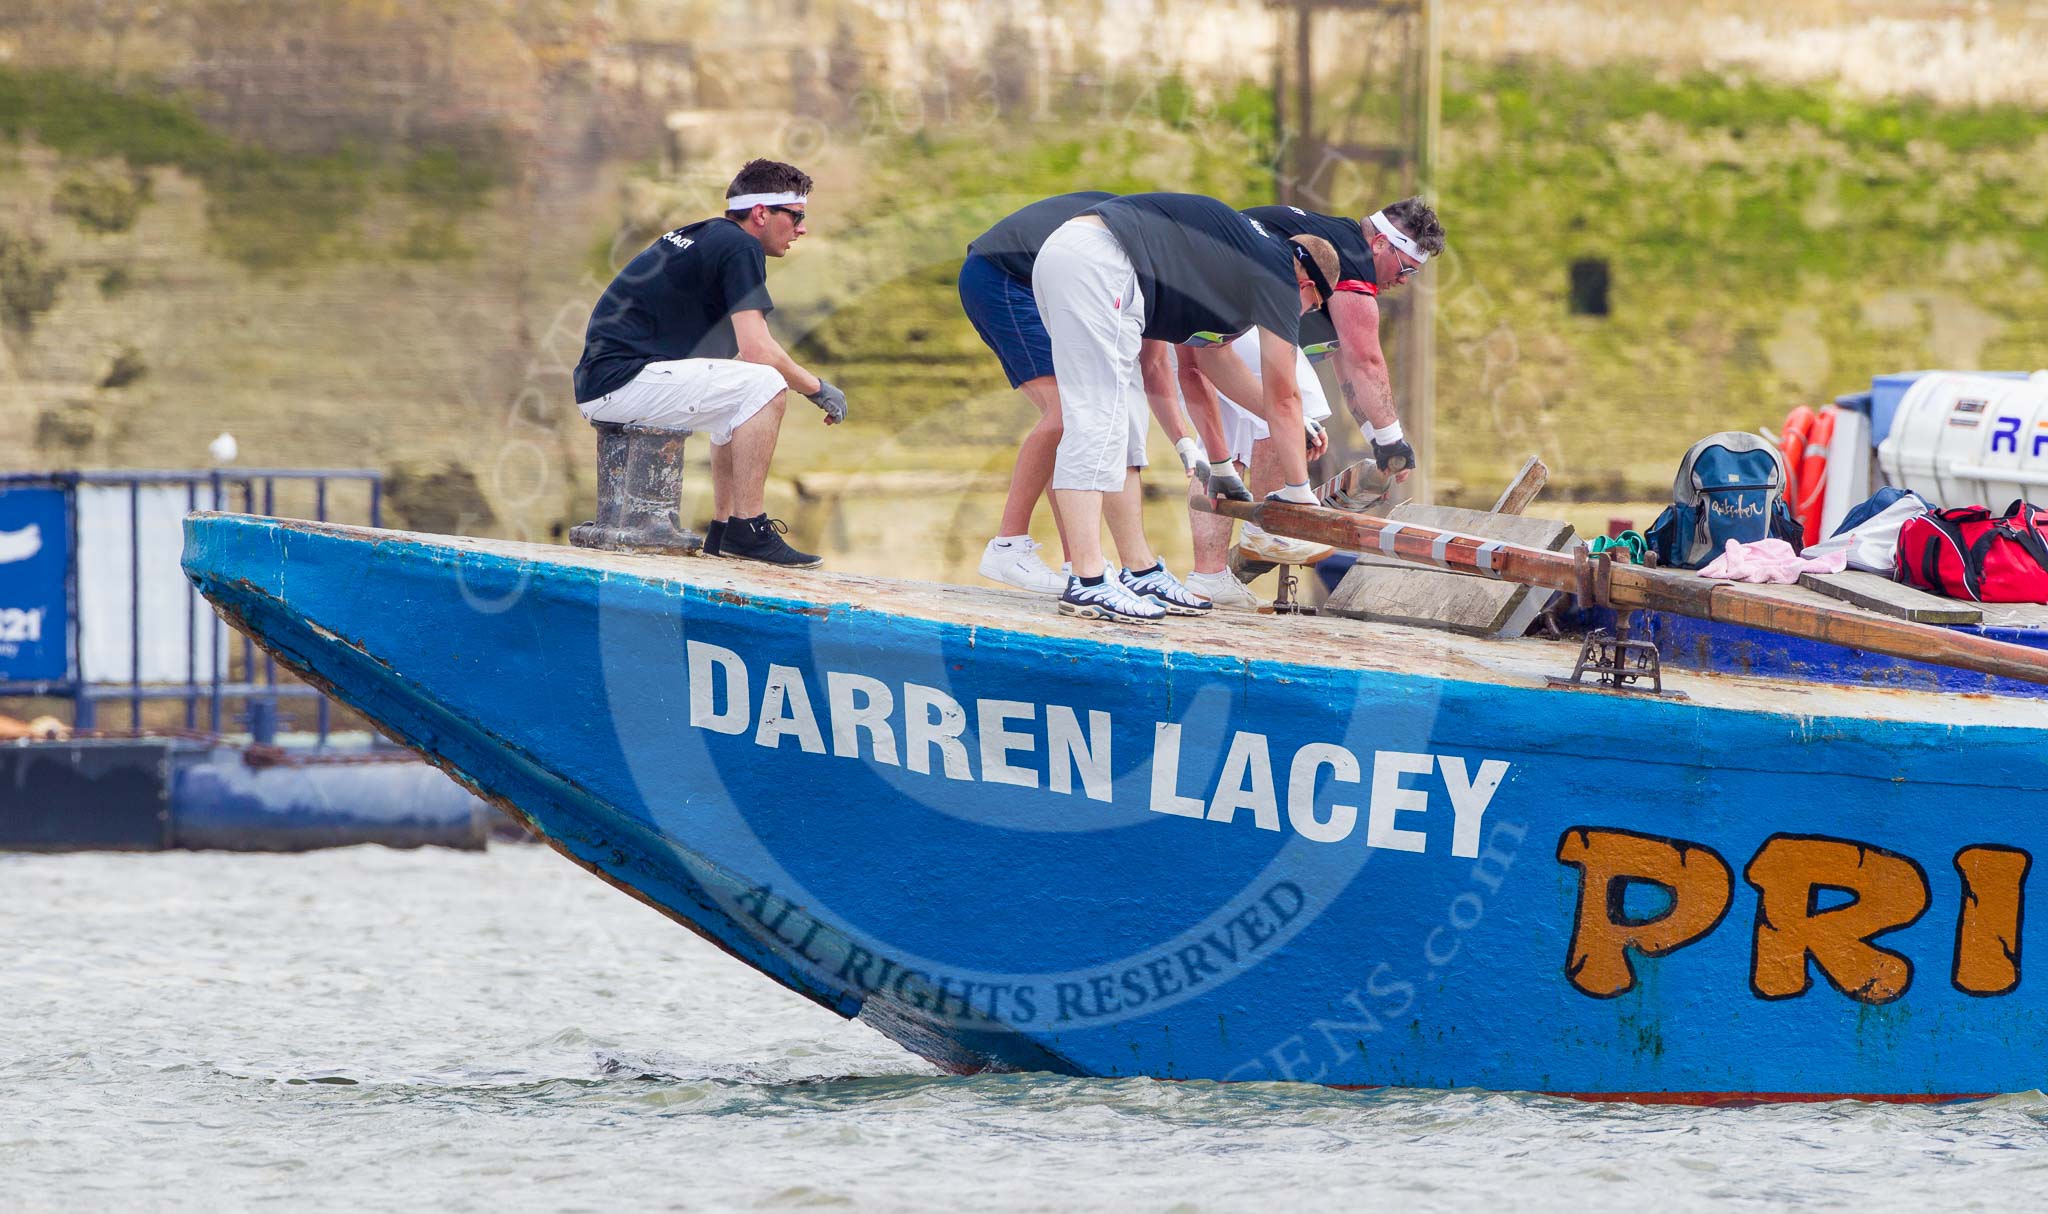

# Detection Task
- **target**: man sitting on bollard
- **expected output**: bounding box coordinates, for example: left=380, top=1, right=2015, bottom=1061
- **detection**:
left=571, top=158, right=844, bottom=567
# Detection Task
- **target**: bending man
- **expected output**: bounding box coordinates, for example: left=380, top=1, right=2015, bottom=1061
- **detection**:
left=1234, top=196, right=1444, bottom=479
left=1032, top=192, right=1339, bottom=623
left=960, top=192, right=1204, bottom=593
left=1175, top=331, right=1335, bottom=608
left=1183, top=197, right=1447, bottom=589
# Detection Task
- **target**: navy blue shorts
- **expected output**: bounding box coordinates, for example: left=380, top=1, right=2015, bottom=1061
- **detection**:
left=958, top=251, right=1056, bottom=389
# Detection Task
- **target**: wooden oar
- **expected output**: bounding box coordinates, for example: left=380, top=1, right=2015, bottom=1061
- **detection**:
left=1199, top=497, right=2048, bottom=689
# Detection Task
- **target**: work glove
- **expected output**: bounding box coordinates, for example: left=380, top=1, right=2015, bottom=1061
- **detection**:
left=1305, top=418, right=1329, bottom=460
left=1372, top=435, right=1416, bottom=477
left=1207, top=467, right=1253, bottom=502
left=806, top=380, right=847, bottom=424
left=1173, top=437, right=1212, bottom=484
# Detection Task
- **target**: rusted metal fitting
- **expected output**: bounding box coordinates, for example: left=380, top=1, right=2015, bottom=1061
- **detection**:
left=570, top=421, right=703, bottom=555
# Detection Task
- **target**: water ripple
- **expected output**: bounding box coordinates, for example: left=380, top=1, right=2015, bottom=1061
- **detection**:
left=5, top=847, right=2048, bottom=1211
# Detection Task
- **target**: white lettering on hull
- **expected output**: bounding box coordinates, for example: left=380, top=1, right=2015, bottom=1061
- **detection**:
left=684, top=647, right=1511, bottom=859
left=1149, top=723, right=1206, bottom=818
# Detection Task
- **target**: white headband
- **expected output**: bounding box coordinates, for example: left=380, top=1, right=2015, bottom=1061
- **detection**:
left=726, top=192, right=807, bottom=209
left=1368, top=211, right=1429, bottom=265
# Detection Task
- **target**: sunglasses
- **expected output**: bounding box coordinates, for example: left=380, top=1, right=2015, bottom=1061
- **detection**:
left=1377, top=238, right=1421, bottom=281
left=767, top=205, right=808, bottom=223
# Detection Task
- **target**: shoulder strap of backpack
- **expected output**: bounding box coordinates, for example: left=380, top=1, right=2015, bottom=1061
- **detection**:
left=1911, top=532, right=1950, bottom=599
left=1998, top=504, right=2048, bottom=571
left=1909, top=511, right=1980, bottom=601
left=1963, top=528, right=2001, bottom=601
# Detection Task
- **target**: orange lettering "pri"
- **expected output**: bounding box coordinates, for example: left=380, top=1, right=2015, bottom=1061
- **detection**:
left=1560, top=829, right=2033, bottom=1004
left=1954, top=845, right=2031, bottom=997
left=1746, top=835, right=1930, bottom=1004
left=1557, top=828, right=1733, bottom=998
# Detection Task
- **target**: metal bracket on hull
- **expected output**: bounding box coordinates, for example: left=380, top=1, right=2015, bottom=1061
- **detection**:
left=1551, top=626, right=1680, bottom=696
left=1548, top=608, right=1688, bottom=699
left=1548, top=546, right=1686, bottom=696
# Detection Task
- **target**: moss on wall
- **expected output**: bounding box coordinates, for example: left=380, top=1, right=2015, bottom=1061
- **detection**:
left=1432, top=58, right=2048, bottom=498
left=0, top=67, right=511, bottom=270
left=777, top=61, right=2048, bottom=501
left=11, top=47, right=2047, bottom=528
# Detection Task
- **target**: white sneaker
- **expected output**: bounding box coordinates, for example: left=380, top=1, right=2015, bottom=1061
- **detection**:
left=1120, top=565, right=1212, bottom=616
left=1058, top=574, right=1167, bottom=624
left=980, top=537, right=1067, bottom=594
left=1185, top=569, right=1264, bottom=612
left=1236, top=523, right=1335, bottom=565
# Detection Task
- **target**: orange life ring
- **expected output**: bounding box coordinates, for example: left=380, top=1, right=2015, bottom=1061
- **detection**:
left=1798, top=407, right=1835, bottom=548
left=1779, top=406, right=1816, bottom=529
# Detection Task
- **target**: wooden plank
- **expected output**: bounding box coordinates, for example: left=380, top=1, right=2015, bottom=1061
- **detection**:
left=1978, top=600, right=2048, bottom=631
left=1196, top=495, right=2048, bottom=688
left=1490, top=456, right=1549, bottom=516
left=1324, top=504, right=1576, bottom=637
left=1799, top=571, right=1982, bottom=626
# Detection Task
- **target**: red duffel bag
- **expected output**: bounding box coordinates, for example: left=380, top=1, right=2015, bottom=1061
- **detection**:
left=1894, top=500, right=2048, bottom=603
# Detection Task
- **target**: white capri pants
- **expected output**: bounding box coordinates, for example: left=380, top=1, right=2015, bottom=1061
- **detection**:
left=580, top=358, right=786, bottom=446
left=1215, top=329, right=1332, bottom=468
left=1034, top=220, right=1150, bottom=493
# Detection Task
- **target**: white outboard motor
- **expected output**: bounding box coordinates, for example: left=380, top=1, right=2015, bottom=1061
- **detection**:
left=1879, top=371, right=2048, bottom=507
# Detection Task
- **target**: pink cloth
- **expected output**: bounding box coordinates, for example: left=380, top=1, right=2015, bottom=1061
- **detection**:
left=1697, top=538, right=1848, bottom=584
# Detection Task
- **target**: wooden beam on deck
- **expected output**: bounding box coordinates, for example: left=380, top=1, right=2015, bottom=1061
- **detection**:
left=1196, top=495, right=2048, bottom=688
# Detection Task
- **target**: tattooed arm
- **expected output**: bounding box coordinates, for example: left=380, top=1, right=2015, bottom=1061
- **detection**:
left=1329, top=291, right=1396, bottom=432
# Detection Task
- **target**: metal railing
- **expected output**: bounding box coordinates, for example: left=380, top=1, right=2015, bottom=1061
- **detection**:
left=0, top=468, right=381, bottom=744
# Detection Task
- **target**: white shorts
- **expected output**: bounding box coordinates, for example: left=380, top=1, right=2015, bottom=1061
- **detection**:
left=1216, top=329, right=1332, bottom=467
left=579, top=358, right=785, bottom=446
left=1034, top=220, right=1149, bottom=493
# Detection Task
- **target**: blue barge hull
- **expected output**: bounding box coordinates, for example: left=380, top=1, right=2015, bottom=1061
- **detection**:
left=183, top=514, right=2048, bottom=1100
left=0, top=735, right=487, bottom=851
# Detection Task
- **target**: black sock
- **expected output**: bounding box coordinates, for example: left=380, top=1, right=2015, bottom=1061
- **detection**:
left=1129, top=562, right=1162, bottom=578
left=1079, top=573, right=1106, bottom=587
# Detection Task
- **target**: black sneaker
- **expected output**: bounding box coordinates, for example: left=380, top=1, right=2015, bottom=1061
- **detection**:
left=702, top=519, right=725, bottom=558
left=721, top=514, right=822, bottom=569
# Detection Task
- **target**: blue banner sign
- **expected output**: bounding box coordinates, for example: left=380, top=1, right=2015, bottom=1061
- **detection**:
left=0, top=487, right=70, bottom=682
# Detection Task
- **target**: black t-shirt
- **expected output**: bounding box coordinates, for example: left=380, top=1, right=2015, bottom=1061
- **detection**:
left=1239, top=205, right=1378, bottom=293
left=968, top=191, right=1116, bottom=283
left=1241, top=205, right=1380, bottom=359
left=573, top=218, right=774, bottom=403
left=1087, top=193, right=1301, bottom=347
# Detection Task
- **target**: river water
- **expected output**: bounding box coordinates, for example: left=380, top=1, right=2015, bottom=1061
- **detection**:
left=7, top=845, right=2048, bottom=1212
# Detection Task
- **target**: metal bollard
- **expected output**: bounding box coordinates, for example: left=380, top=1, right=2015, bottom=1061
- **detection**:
left=569, top=421, right=703, bottom=554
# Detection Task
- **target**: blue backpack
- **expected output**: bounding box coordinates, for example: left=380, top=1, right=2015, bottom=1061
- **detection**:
left=1645, top=432, right=1804, bottom=569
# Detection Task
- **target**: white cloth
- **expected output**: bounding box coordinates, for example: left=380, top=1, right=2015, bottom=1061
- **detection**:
left=579, top=358, right=785, bottom=446
left=1699, top=538, right=1847, bottom=584
left=1215, top=329, right=1332, bottom=467
left=1035, top=220, right=1149, bottom=492
left=76, top=485, right=226, bottom=683
left=1799, top=493, right=1931, bottom=573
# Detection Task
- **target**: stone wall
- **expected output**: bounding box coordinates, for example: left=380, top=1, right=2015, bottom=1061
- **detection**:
left=3, top=0, right=2046, bottom=562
